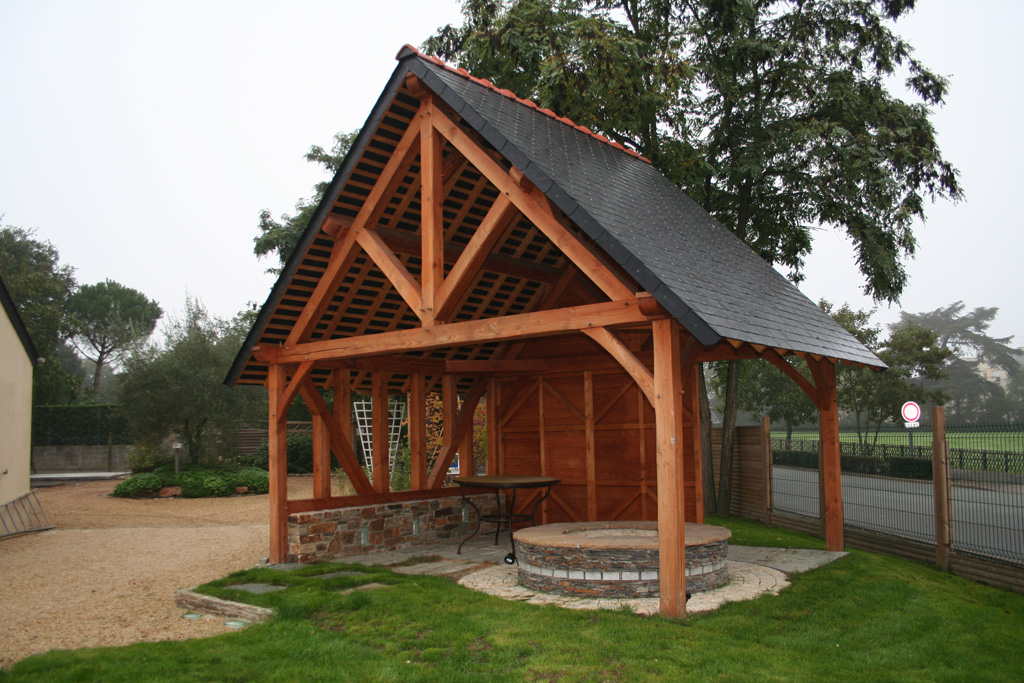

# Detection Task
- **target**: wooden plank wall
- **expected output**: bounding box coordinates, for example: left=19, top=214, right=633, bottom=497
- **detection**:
left=710, top=426, right=767, bottom=522
left=497, top=367, right=693, bottom=524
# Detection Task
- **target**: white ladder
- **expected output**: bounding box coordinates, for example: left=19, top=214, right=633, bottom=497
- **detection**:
left=0, top=490, right=53, bottom=539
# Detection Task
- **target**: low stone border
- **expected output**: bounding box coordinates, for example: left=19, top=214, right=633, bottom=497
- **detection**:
left=174, top=589, right=274, bottom=624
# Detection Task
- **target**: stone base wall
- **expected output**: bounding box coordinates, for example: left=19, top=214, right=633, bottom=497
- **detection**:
left=32, top=445, right=132, bottom=472
left=287, top=493, right=500, bottom=563
left=516, top=537, right=730, bottom=598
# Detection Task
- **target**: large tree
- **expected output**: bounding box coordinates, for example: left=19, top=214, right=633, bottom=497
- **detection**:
left=67, top=279, right=162, bottom=397
left=824, top=301, right=949, bottom=450
left=897, top=302, right=1020, bottom=422
left=119, top=298, right=263, bottom=461
left=426, top=0, right=961, bottom=512
left=0, top=223, right=81, bottom=404
left=254, top=131, right=358, bottom=271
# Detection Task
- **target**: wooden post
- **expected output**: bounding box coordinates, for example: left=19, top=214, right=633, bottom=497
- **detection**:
left=817, top=361, right=844, bottom=551
left=459, top=394, right=475, bottom=477
left=443, top=375, right=457, bottom=477
left=267, top=364, right=289, bottom=564
left=761, top=416, right=772, bottom=525
left=312, top=413, right=331, bottom=499
left=653, top=319, right=687, bottom=617
left=933, top=405, right=951, bottom=570
left=408, top=373, right=427, bottom=490
left=420, top=99, right=444, bottom=327
left=372, top=372, right=390, bottom=493
left=584, top=370, right=598, bottom=521
left=486, top=378, right=499, bottom=475
left=334, top=370, right=351, bottom=490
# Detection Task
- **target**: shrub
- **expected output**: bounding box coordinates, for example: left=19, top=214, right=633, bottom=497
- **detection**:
left=773, top=449, right=932, bottom=480
left=126, top=443, right=172, bottom=473
left=234, top=468, right=270, bottom=494
left=112, top=472, right=163, bottom=498
left=244, top=433, right=315, bottom=474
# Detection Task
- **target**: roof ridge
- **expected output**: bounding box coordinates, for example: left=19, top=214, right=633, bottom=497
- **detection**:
left=397, top=44, right=651, bottom=165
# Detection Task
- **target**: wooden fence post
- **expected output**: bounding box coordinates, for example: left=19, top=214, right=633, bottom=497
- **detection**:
left=932, top=406, right=952, bottom=571
left=761, top=417, right=772, bottom=525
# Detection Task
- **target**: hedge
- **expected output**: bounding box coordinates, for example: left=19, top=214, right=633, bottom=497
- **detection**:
left=111, top=464, right=270, bottom=498
left=32, top=404, right=131, bottom=446
left=773, top=449, right=933, bottom=480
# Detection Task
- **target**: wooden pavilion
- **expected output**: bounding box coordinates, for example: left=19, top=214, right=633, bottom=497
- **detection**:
left=227, top=45, right=884, bottom=617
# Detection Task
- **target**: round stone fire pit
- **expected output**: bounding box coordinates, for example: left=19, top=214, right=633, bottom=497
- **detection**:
left=515, top=521, right=731, bottom=598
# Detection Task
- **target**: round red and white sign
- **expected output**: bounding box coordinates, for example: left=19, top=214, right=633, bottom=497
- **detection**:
left=901, top=401, right=921, bottom=423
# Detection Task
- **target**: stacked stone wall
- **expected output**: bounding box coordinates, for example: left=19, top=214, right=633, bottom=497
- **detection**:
left=287, top=493, right=499, bottom=563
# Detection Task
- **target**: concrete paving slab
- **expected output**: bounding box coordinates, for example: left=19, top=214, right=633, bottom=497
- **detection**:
left=392, top=560, right=476, bottom=576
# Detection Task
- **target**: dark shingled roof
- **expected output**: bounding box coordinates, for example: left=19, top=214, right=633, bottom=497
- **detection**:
left=403, top=48, right=882, bottom=368
left=0, top=273, right=40, bottom=365
left=226, top=47, right=883, bottom=387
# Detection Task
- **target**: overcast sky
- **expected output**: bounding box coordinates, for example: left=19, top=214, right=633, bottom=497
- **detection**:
left=1, top=0, right=1020, bottom=347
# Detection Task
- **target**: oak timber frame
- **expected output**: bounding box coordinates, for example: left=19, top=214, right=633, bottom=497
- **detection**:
left=252, top=84, right=848, bottom=618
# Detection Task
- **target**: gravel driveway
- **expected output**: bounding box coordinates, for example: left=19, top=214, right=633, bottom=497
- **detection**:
left=0, top=476, right=315, bottom=668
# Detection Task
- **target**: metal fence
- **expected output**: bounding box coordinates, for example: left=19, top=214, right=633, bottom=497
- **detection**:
left=769, top=422, right=1024, bottom=567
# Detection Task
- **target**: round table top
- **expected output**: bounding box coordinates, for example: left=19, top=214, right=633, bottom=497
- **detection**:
left=452, top=475, right=561, bottom=489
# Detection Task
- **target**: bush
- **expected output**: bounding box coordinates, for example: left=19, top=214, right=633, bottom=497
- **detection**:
left=233, top=468, right=270, bottom=494
left=110, top=462, right=271, bottom=498
left=126, top=443, right=173, bottom=473
left=33, top=404, right=132, bottom=447
left=773, top=449, right=932, bottom=480
left=111, top=472, right=163, bottom=498
left=243, top=432, right=315, bottom=474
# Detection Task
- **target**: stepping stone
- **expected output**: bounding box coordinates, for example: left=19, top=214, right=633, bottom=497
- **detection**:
left=314, top=571, right=368, bottom=580
left=392, top=560, right=472, bottom=576
left=230, top=583, right=287, bottom=595
left=265, top=563, right=304, bottom=571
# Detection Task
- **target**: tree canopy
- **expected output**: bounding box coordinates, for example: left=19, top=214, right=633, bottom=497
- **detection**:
left=426, top=0, right=962, bottom=301
left=254, top=131, right=358, bottom=271
left=68, top=279, right=162, bottom=397
left=118, top=298, right=264, bottom=461
left=0, top=223, right=81, bottom=403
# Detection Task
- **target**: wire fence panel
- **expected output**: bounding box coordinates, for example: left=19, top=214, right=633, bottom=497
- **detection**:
left=770, top=422, right=1024, bottom=565
left=946, top=424, right=1024, bottom=566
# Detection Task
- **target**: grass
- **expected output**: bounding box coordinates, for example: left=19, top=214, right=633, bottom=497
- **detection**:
left=4, top=519, right=1023, bottom=682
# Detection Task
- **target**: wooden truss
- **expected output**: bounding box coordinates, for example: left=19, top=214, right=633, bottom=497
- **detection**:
left=253, top=79, right=847, bottom=618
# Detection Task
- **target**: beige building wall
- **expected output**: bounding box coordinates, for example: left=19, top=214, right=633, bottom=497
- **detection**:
left=0, top=307, right=33, bottom=507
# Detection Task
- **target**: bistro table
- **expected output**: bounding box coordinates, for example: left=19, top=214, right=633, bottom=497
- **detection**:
left=452, top=475, right=561, bottom=564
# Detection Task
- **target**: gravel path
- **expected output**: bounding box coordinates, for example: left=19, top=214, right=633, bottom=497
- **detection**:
left=0, top=476, right=315, bottom=668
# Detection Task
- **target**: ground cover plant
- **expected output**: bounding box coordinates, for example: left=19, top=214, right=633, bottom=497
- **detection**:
left=111, top=463, right=269, bottom=498
left=4, top=520, right=1023, bottom=681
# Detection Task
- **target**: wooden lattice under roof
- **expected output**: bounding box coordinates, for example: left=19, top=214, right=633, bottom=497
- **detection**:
left=235, top=78, right=640, bottom=395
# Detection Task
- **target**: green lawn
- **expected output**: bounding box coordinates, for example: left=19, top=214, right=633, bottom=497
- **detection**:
left=4, top=519, right=1023, bottom=682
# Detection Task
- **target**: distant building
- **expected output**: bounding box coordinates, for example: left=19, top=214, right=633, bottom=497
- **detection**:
left=0, top=274, right=38, bottom=515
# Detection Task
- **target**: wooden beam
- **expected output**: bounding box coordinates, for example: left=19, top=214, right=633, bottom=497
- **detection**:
left=299, top=381, right=374, bottom=496
left=652, top=318, right=687, bottom=617
left=354, top=227, right=423, bottom=317
left=375, top=227, right=562, bottom=283
left=444, top=359, right=551, bottom=374
left=486, top=378, right=498, bottom=475
left=582, top=326, right=655, bottom=405
left=420, top=100, right=445, bottom=326
left=312, top=413, right=331, bottom=499
left=584, top=371, right=597, bottom=521
left=763, top=349, right=820, bottom=408
left=277, top=360, right=315, bottom=424
left=372, top=372, right=390, bottom=493
left=260, top=298, right=651, bottom=364
left=267, top=364, right=289, bottom=564
left=435, top=193, right=516, bottom=322
left=813, top=358, right=844, bottom=551
left=427, top=379, right=488, bottom=488
left=285, top=227, right=359, bottom=346
left=408, top=373, right=427, bottom=490
left=430, top=106, right=635, bottom=302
